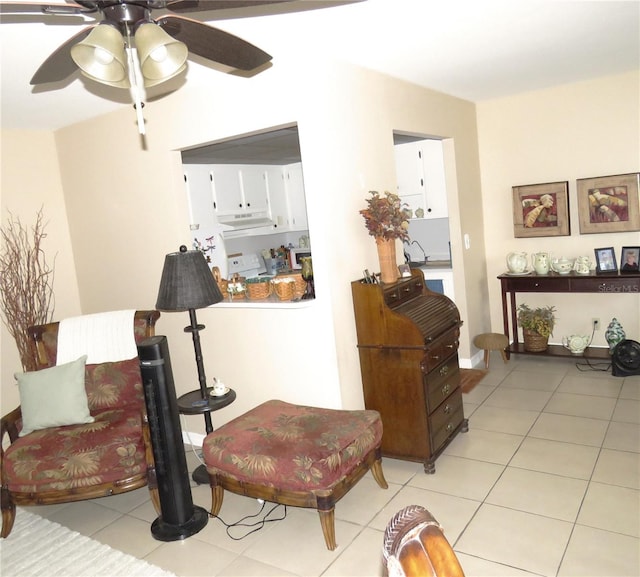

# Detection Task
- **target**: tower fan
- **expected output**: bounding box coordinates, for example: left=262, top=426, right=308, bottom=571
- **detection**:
left=138, top=335, right=208, bottom=540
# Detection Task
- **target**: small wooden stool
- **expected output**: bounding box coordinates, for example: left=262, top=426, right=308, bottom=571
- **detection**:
left=473, top=332, right=509, bottom=369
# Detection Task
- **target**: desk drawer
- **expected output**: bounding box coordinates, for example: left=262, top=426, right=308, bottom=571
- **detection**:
left=507, top=277, right=568, bottom=292
left=430, top=388, right=463, bottom=433
left=430, top=401, right=464, bottom=453
left=420, top=332, right=459, bottom=374
left=425, top=359, right=459, bottom=413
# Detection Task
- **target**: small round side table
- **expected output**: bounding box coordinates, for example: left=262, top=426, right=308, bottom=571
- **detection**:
left=177, top=387, right=236, bottom=484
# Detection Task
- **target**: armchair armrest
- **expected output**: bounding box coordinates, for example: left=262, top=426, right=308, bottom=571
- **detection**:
left=1, top=406, right=22, bottom=447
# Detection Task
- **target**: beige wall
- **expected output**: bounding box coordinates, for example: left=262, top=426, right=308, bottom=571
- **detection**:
left=45, top=57, right=483, bottom=432
left=477, top=71, right=640, bottom=347
left=3, top=64, right=637, bottom=435
left=1, top=131, right=81, bottom=413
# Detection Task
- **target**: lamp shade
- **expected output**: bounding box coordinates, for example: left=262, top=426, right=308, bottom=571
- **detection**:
left=70, top=23, right=128, bottom=86
left=135, top=22, right=188, bottom=82
left=156, top=246, right=223, bottom=311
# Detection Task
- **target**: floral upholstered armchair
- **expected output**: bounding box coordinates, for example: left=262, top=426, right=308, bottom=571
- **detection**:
left=0, top=310, right=161, bottom=538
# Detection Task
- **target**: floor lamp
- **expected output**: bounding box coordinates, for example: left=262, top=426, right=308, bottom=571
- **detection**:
left=156, top=245, right=224, bottom=482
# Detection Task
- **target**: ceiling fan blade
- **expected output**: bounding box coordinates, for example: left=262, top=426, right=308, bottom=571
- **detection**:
left=157, top=15, right=272, bottom=70
left=30, top=24, right=93, bottom=84
left=164, top=0, right=292, bottom=14
left=0, top=1, right=94, bottom=14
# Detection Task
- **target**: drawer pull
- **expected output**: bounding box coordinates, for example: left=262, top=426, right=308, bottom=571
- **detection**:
left=441, top=383, right=451, bottom=396
left=443, top=404, right=451, bottom=414
left=446, top=423, right=454, bottom=432
left=439, top=365, right=448, bottom=376
left=432, top=354, right=440, bottom=361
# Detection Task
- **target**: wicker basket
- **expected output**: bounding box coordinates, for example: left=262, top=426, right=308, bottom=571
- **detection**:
left=523, top=329, right=549, bottom=352
left=276, top=272, right=306, bottom=299
left=272, top=278, right=296, bottom=301
left=246, top=279, right=273, bottom=300
left=228, top=275, right=246, bottom=301
left=212, top=267, right=229, bottom=296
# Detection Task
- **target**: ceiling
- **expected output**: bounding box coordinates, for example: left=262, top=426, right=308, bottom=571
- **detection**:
left=1, top=0, right=638, bottom=134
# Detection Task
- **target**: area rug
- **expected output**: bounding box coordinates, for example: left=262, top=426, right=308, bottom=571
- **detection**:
left=460, top=368, right=488, bottom=394
left=0, top=510, right=176, bottom=577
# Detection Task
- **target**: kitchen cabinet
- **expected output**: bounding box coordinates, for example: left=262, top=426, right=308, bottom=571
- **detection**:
left=351, top=269, right=467, bottom=473
left=210, top=164, right=269, bottom=216
left=285, top=163, right=308, bottom=231
left=183, top=165, right=217, bottom=231
left=265, top=162, right=308, bottom=232
left=265, top=166, right=288, bottom=229
left=394, top=139, right=448, bottom=219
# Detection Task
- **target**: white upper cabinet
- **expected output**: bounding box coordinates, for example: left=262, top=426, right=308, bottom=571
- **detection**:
left=394, top=139, right=448, bottom=219
left=211, top=164, right=269, bottom=216
left=265, top=166, right=288, bottom=229
left=284, top=163, right=308, bottom=231
left=183, top=164, right=218, bottom=230
left=184, top=161, right=309, bottom=237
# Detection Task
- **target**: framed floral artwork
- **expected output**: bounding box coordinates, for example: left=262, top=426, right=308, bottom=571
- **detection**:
left=512, top=181, right=570, bottom=238
left=577, top=172, right=640, bottom=234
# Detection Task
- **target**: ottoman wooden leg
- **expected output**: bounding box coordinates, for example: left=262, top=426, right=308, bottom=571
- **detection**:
left=371, top=458, right=389, bottom=489
left=210, top=484, right=224, bottom=516
left=500, top=349, right=509, bottom=364
left=318, top=507, right=337, bottom=550
left=483, top=350, right=490, bottom=369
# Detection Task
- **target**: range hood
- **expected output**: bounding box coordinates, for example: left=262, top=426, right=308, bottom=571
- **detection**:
left=218, top=212, right=275, bottom=232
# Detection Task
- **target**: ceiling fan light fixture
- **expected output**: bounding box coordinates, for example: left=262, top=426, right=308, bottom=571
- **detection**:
left=135, top=22, right=187, bottom=82
left=70, top=23, right=127, bottom=84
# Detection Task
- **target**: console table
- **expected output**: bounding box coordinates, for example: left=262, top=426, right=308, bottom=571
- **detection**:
left=498, top=272, right=640, bottom=359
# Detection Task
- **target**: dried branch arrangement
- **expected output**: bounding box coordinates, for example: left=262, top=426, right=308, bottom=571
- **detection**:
left=0, top=209, right=56, bottom=371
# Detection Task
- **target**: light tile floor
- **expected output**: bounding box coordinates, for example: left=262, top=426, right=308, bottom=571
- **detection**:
left=19, top=355, right=640, bottom=576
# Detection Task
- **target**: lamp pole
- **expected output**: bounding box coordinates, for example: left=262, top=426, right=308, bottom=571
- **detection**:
left=185, top=307, right=213, bottom=433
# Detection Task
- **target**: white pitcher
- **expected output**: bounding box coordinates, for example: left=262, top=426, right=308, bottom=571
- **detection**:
left=506, top=252, right=528, bottom=274
left=531, top=252, right=550, bottom=275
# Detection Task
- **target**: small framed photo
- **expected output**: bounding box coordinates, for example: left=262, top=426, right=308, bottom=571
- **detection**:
left=512, top=181, right=570, bottom=238
left=620, top=246, right=640, bottom=273
left=594, top=247, right=618, bottom=274
left=398, top=263, right=412, bottom=277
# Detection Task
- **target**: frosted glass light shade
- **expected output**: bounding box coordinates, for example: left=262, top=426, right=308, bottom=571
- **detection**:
left=71, top=24, right=128, bottom=86
left=135, top=23, right=187, bottom=82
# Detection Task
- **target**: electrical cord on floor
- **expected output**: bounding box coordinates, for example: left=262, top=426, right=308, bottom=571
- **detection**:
left=575, top=357, right=611, bottom=372
left=574, top=324, right=611, bottom=372
left=211, top=501, right=287, bottom=541
left=179, top=413, right=206, bottom=468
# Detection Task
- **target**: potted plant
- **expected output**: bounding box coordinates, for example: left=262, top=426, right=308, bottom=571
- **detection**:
left=360, top=190, right=410, bottom=283
left=517, top=304, right=556, bottom=352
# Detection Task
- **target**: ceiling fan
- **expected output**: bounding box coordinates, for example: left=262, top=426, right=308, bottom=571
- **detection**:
left=0, top=0, right=339, bottom=132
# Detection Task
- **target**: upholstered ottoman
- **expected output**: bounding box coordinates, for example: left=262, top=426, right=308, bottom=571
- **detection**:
left=202, top=399, right=388, bottom=550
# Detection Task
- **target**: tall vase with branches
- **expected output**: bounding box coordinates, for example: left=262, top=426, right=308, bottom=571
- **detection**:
left=0, top=209, right=56, bottom=371
left=360, top=190, right=410, bottom=283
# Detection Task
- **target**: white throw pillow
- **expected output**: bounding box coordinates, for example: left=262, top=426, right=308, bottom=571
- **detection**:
left=15, top=355, right=95, bottom=437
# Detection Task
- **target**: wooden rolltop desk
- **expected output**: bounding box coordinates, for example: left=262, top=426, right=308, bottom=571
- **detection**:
left=351, top=269, right=468, bottom=473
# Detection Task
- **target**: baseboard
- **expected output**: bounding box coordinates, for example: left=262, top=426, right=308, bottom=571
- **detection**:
left=459, top=351, right=484, bottom=369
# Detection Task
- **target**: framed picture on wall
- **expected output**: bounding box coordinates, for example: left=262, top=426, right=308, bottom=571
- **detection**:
left=620, top=246, right=640, bottom=273
left=577, top=172, right=640, bottom=234
left=594, top=247, right=618, bottom=274
left=512, top=181, right=570, bottom=238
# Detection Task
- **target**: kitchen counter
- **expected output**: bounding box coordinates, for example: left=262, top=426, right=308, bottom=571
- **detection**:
left=421, top=260, right=452, bottom=269
left=214, top=298, right=314, bottom=309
